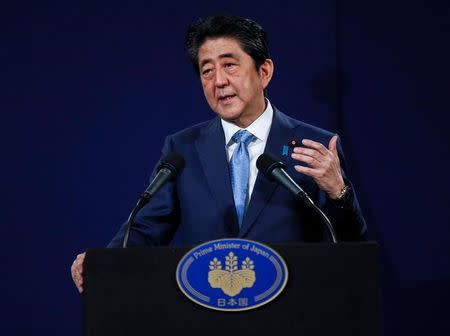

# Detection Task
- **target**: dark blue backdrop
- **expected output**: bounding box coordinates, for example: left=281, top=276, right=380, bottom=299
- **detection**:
left=3, top=1, right=450, bottom=335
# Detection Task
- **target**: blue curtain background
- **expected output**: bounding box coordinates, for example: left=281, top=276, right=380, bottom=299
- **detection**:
left=3, top=1, right=449, bottom=335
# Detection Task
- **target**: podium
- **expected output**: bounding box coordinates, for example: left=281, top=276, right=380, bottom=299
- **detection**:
left=84, top=242, right=380, bottom=336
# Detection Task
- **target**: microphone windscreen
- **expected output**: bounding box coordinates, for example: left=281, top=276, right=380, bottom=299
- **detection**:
left=256, top=153, right=286, bottom=180
left=159, top=152, right=185, bottom=177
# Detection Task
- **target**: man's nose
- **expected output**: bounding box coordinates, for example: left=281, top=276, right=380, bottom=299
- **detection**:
left=214, top=68, right=228, bottom=87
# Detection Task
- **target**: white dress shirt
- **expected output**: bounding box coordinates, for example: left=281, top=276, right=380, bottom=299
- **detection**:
left=221, top=99, right=273, bottom=204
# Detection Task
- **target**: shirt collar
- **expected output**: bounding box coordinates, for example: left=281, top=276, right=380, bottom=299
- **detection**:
left=221, top=99, right=274, bottom=146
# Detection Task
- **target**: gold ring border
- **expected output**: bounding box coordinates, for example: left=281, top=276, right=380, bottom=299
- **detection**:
left=175, top=238, right=289, bottom=312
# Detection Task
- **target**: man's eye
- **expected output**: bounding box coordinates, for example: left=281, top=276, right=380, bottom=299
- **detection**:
left=225, top=63, right=236, bottom=69
left=202, top=69, right=212, bottom=76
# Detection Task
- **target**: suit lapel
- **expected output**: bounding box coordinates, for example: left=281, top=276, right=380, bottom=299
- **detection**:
left=195, top=118, right=240, bottom=235
left=238, top=109, right=295, bottom=237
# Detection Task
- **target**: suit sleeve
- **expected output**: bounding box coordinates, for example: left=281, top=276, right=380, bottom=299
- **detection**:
left=107, top=136, right=180, bottom=247
left=319, top=135, right=368, bottom=241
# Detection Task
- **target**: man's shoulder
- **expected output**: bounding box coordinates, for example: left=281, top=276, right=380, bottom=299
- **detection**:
left=275, top=108, right=335, bottom=140
left=166, top=117, right=220, bottom=142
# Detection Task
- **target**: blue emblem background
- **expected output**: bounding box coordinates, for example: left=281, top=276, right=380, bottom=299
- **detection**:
left=176, top=238, right=288, bottom=311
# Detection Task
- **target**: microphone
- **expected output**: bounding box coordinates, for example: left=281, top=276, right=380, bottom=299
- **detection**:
left=256, top=152, right=310, bottom=200
left=256, top=152, right=337, bottom=243
left=144, top=152, right=185, bottom=197
left=122, top=153, right=185, bottom=248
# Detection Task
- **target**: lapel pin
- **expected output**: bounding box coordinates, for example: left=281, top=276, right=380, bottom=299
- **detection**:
left=282, top=138, right=298, bottom=156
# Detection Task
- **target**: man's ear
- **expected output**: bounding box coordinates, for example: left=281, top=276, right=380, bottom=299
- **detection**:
left=259, top=59, right=274, bottom=89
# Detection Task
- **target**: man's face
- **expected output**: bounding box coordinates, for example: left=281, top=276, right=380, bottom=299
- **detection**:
left=197, top=37, right=273, bottom=128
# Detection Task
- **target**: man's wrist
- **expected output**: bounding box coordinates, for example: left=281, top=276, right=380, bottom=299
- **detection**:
left=330, top=183, right=354, bottom=209
left=329, top=180, right=346, bottom=200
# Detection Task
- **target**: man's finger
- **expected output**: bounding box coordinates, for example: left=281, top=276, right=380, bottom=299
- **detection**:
left=71, top=252, right=86, bottom=294
left=77, top=252, right=86, bottom=261
left=76, top=261, right=84, bottom=274
left=302, top=139, right=328, bottom=155
left=76, top=273, right=83, bottom=285
left=291, top=153, right=320, bottom=167
left=328, top=135, right=338, bottom=156
left=292, top=147, right=322, bottom=161
left=294, top=164, right=319, bottom=178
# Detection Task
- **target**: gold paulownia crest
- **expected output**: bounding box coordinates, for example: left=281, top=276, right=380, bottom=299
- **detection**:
left=208, top=252, right=256, bottom=297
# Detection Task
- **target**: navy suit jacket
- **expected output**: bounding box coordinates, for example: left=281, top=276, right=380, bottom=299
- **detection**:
left=108, top=108, right=366, bottom=247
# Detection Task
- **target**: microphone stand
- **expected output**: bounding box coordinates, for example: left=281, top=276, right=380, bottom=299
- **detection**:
left=122, top=192, right=151, bottom=248
left=270, top=165, right=338, bottom=243
left=296, top=193, right=338, bottom=244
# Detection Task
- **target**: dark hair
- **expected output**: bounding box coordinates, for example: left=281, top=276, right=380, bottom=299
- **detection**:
left=185, top=15, right=270, bottom=75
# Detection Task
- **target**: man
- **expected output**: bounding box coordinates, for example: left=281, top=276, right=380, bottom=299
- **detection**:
left=71, top=15, right=366, bottom=293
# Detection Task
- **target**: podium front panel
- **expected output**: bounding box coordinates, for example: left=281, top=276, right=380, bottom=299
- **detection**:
left=84, top=242, right=380, bottom=336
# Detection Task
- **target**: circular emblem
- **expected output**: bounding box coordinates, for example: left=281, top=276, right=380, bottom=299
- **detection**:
left=176, top=238, right=288, bottom=311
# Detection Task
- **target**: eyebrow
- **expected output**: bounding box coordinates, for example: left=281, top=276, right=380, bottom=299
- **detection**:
left=199, top=52, right=239, bottom=68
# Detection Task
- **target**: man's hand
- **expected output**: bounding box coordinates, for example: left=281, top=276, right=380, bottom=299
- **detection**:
left=71, top=252, right=86, bottom=293
left=291, top=135, right=345, bottom=199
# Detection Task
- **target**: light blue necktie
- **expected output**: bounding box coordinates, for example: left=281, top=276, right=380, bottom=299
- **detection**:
left=229, top=130, right=255, bottom=228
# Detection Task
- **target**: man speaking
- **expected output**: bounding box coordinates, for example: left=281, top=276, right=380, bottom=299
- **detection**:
left=71, top=15, right=366, bottom=292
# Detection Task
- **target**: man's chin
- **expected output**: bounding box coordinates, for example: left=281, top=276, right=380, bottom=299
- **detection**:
left=218, top=112, right=242, bottom=124
left=220, top=114, right=252, bottom=128
left=214, top=107, right=241, bottom=121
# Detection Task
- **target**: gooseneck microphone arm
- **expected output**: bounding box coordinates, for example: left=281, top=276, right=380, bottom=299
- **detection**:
left=293, top=189, right=338, bottom=244
left=122, top=153, right=185, bottom=248
left=257, top=153, right=338, bottom=243
left=122, top=192, right=151, bottom=248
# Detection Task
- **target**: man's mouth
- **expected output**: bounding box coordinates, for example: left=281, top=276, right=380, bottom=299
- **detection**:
left=218, top=94, right=236, bottom=102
